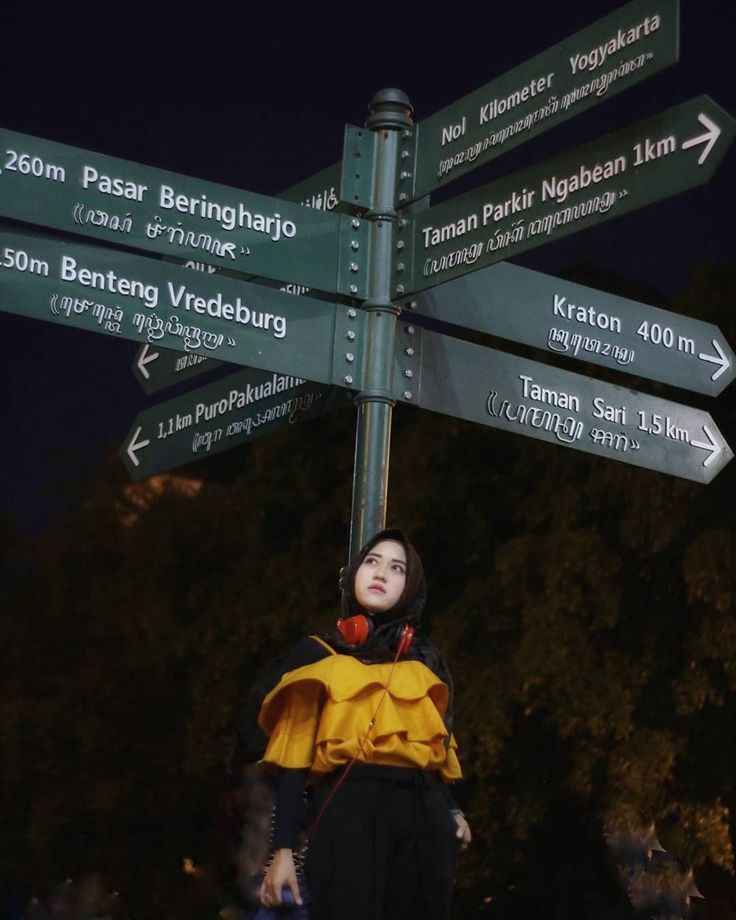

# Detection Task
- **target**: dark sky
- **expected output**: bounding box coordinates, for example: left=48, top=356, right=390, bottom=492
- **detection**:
left=1, top=0, right=734, bottom=532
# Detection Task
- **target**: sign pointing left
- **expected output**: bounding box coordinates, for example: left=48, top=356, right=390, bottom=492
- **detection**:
left=0, top=127, right=366, bottom=297
left=131, top=342, right=224, bottom=395
left=121, top=366, right=351, bottom=480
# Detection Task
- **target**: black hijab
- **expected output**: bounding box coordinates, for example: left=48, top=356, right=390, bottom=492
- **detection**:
left=316, top=528, right=449, bottom=678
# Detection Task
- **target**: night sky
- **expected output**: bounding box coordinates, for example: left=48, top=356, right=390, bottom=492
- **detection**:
left=1, top=0, right=734, bottom=533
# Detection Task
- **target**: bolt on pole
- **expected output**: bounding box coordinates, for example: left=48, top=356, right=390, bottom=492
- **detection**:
left=348, top=89, right=413, bottom=560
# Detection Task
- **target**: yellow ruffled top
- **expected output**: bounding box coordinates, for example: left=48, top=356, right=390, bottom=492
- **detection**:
left=258, top=649, right=462, bottom=783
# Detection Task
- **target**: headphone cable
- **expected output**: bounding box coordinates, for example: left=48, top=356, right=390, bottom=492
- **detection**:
left=308, top=640, right=404, bottom=836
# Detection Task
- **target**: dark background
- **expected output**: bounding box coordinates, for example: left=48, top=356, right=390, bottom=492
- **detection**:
left=1, top=2, right=735, bottom=918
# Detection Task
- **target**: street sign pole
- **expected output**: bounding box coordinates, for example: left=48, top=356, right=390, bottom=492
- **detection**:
left=347, top=90, right=413, bottom=559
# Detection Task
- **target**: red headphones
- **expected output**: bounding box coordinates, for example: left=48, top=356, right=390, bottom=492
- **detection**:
left=336, top=615, right=415, bottom=656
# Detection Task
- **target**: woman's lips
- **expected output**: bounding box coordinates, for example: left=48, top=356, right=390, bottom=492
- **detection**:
left=369, top=584, right=386, bottom=593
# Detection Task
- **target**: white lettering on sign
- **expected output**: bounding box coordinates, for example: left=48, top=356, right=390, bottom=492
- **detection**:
left=194, top=374, right=306, bottom=424
left=589, top=428, right=640, bottom=452
left=192, top=390, right=322, bottom=454
left=422, top=212, right=479, bottom=248
left=441, top=117, right=467, bottom=147
left=175, top=353, right=209, bottom=372
left=592, top=397, right=627, bottom=425
left=479, top=73, right=555, bottom=125
left=437, top=141, right=483, bottom=179
left=552, top=293, right=621, bottom=333
left=548, top=328, right=634, bottom=367
left=569, top=14, right=661, bottom=75
left=81, top=166, right=148, bottom=201
left=158, top=185, right=297, bottom=240
left=166, top=282, right=287, bottom=339
left=542, top=155, right=626, bottom=204
left=59, top=255, right=158, bottom=308
left=482, top=188, right=535, bottom=225
left=519, top=373, right=580, bottom=412
left=487, top=390, right=583, bottom=445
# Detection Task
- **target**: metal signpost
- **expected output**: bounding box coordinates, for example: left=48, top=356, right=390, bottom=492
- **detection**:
left=0, top=0, right=733, bottom=557
left=393, top=323, right=731, bottom=484
left=403, top=261, right=734, bottom=395
left=121, top=366, right=350, bottom=481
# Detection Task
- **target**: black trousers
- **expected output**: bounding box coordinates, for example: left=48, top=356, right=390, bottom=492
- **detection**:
left=305, top=764, right=460, bottom=920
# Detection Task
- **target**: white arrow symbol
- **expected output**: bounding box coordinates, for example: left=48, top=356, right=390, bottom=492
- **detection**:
left=698, top=339, right=730, bottom=381
left=682, top=113, right=721, bottom=166
left=690, top=424, right=720, bottom=468
left=126, top=426, right=150, bottom=468
left=136, top=344, right=159, bottom=380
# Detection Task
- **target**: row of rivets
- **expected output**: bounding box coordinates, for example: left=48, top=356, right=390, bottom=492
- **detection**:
left=344, top=307, right=358, bottom=383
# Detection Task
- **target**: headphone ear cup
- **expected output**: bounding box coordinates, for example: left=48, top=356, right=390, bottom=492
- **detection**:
left=397, top=624, right=415, bottom=657
left=337, top=615, right=373, bottom=645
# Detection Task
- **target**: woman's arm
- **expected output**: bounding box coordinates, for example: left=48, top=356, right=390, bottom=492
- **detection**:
left=258, top=637, right=331, bottom=906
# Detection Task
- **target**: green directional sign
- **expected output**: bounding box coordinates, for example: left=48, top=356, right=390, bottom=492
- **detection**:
left=0, top=127, right=367, bottom=296
left=413, top=0, right=679, bottom=197
left=121, top=366, right=351, bottom=480
left=408, top=97, right=735, bottom=294
left=0, top=231, right=365, bottom=388
left=404, top=261, right=734, bottom=395
left=393, top=324, right=731, bottom=483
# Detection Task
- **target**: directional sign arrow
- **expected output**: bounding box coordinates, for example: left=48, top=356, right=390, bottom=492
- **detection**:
left=412, top=0, right=679, bottom=198
left=403, top=261, right=734, bottom=396
left=0, top=127, right=367, bottom=297
left=0, top=231, right=365, bottom=389
left=125, top=426, right=151, bottom=468
left=393, top=323, right=732, bottom=483
left=135, top=344, right=158, bottom=381
left=407, top=96, right=736, bottom=294
left=681, top=113, right=720, bottom=165
left=131, top=343, right=223, bottom=394
left=120, top=366, right=351, bottom=481
left=698, top=340, right=730, bottom=381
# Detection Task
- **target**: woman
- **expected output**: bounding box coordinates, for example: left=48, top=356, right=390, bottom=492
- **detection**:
left=257, top=528, right=471, bottom=920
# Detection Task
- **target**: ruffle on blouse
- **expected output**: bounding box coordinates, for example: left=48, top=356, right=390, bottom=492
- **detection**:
left=259, top=655, right=462, bottom=782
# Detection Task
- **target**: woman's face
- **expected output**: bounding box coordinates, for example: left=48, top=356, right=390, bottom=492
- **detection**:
left=353, top=539, right=407, bottom=614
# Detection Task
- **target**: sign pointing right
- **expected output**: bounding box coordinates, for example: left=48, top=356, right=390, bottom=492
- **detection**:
left=404, top=261, right=734, bottom=396
left=394, top=324, right=732, bottom=483
left=408, top=96, right=736, bottom=293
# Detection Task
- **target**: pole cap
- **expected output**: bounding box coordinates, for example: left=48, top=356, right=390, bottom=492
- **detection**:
left=366, top=89, right=413, bottom=130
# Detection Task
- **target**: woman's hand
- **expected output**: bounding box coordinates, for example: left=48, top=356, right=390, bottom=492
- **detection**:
left=453, top=812, right=472, bottom=851
left=259, top=848, right=303, bottom=908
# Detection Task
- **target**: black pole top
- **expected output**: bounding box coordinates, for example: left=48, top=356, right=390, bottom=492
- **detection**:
left=366, top=88, right=413, bottom=131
